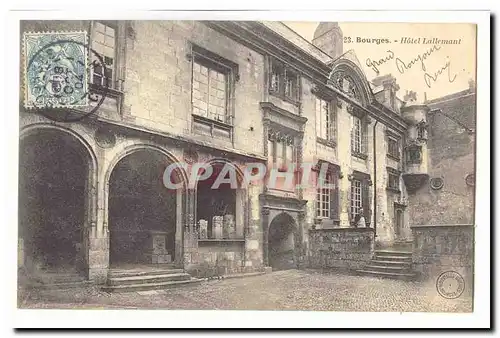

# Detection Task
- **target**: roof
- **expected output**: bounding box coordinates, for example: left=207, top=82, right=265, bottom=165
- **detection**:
left=260, top=22, right=333, bottom=64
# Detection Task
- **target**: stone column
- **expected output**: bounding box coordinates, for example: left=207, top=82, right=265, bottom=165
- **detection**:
left=296, top=210, right=307, bottom=269
left=88, top=166, right=108, bottom=284
left=261, top=207, right=270, bottom=266
left=183, top=188, right=198, bottom=268
left=244, top=184, right=263, bottom=272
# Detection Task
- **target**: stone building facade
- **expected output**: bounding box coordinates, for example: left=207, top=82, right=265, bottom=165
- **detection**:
left=19, top=20, right=471, bottom=284
left=407, top=84, right=476, bottom=225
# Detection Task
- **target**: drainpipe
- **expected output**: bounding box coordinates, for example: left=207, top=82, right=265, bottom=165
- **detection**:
left=373, top=120, right=379, bottom=236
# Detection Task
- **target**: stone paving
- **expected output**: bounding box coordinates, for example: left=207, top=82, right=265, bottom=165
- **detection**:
left=19, top=270, right=472, bottom=312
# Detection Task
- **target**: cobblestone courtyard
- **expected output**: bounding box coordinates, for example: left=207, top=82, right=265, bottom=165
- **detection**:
left=19, top=270, right=472, bottom=312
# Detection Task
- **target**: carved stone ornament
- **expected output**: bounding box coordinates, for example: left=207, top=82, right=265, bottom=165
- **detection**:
left=183, top=147, right=199, bottom=165
left=430, top=177, right=444, bottom=190
left=465, top=173, right=475, bottom=187
left=94, top=126, right=116, bottom=149
left=329, top=71, right=362, bottom=102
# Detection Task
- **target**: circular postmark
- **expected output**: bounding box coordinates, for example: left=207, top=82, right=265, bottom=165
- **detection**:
left=25, top=35, right=109, bottom=123
left=436, top=270, right=465, bottom=299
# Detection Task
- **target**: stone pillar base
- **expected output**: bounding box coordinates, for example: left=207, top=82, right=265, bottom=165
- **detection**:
left=89, top=268, right=108, bottom=284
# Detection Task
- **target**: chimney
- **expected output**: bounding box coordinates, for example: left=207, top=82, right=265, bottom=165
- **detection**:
left=373, top=74, right=400, bottom=109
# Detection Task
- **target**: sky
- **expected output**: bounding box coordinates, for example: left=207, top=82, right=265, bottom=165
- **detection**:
left=284, top=22, right=476, bottom=101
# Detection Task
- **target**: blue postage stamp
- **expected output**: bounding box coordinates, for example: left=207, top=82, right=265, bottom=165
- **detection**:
left=24, top=31, right=88, bottom=109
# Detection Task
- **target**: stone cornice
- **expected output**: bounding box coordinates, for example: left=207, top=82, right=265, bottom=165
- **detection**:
left=83, top=114, right=268, bottom=163
left=260, top=102, right=308, bottom=134
left=259, top=193, right=307, bottom=211
left=205, top=21, right=408, bottom=134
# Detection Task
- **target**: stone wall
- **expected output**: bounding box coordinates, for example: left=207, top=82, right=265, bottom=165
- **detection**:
left=412, top=224, right=473, bottom=296
left=308, top=228, right=375, bottom=270
left=409, top=90, right=475, bottom=226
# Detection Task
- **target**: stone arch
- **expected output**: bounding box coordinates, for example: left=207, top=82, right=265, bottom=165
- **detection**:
left=104, top=143, right=188, bottom=267
left=267, top=212, right=299, bottom=270
left=19, top=123, right=98, bottom=278
left=328, top=58, right=374, bottom=106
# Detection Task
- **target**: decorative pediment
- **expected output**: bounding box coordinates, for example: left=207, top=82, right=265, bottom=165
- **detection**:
left=314, top=159, right=341, bottom=177
left=329, top=70, right=362, bottom=103
left=260, top=102, right=307, bottom=134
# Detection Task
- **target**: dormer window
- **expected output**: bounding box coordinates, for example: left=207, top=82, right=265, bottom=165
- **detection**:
left=268, top=58, right=300, bottom=104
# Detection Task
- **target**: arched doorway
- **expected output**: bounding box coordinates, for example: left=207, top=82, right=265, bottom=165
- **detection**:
left=196, top=162, right=242, bottom=239
left=19, top=128, right=92, bottom=276
left=268, top=212, right=297, bottom=270
left=108, top=149, right=183, bottom=267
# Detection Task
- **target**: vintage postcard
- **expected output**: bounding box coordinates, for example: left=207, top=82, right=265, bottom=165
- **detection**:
left=12, top=11, right=490, bottom=329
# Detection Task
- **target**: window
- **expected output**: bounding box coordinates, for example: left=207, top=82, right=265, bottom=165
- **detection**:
left=190, top=45, right=237, bottom=127
left=91, top=21, right=116, bottom=88
left=268, top=130, right=294, bottom=170
left=316, top=97, right=337, bottom=143
left=387, top=137, right=400, bottom=160
left=351, top=115, right=367, bottom=156
left=407, top=145, right=422, bottom=164
left=316, top=172, right=332, bottom=218
left=268, top=59, right=300, bottom=102
left=387, top=169, right=400, bottom=191
left=284, top=70, right=298, bottom=100
left=350, top=172, right=371, bottom=226
left=350, top=179, right=362, bottom=219
left=192, top=61, right=228, bottom=124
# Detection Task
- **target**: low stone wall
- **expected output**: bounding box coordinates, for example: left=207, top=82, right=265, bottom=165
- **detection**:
left=183, top=232, right=250, bottom=276
left=308, top=228, right=375, bottom=270
left=412, top=224, right=473, bottom=295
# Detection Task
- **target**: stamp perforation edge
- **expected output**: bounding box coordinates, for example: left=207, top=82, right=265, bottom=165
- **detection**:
left=23, top=30, right=89, bottom=111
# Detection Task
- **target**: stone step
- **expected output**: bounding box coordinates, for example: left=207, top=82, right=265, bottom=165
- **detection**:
left=375, top=250, right=412, bottom=256
left=363, top=264, right=411, bottom=273
left=373, top=254, right=412, bottom=262
left=356, top=269, right=416, bottom=281
left=102, top=278, right=203, bottom=293
left=34, top=280, right=93, bottom=290
left=108, top=268, right=184, bottom=278
left=370, top=259, right=412, bottom=267
left=107, top=273, right=191, bottom=286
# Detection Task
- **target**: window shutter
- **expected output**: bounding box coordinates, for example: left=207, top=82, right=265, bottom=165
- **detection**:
left=330, top=174, right=339, bottom=221
left=362, top=180, right=370, bottom=226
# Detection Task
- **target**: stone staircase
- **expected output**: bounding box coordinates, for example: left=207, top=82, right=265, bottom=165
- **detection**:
left=356, top=250, right=416, bottom=281
left=102, top=265, right=202, bottom=293
left=19, top=268, right=92, bottom=290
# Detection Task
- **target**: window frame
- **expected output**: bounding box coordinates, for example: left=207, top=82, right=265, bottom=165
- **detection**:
left=349, top=171, right=371, bottom=226
left=350, top=179, right=363, bottom=220
left=316, top=171, right=332, bottom=219
left=315, top=96, right=337, bottom=147
left=406, top=144, right=423, bottom=164
left=351, top=115, right=368, bottom=159
left=267, top=130, right=295, bottom=171
left=387, top=136, right=401, bottom=161
left=90, top=20, right=118, bottom=89
left=189, top=44, right=239, bottom=128
left=386, top=167, right=401, bottom=192
left=268, top=57, right=301, bottom=105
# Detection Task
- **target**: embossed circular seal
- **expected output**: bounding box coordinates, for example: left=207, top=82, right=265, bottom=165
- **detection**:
left=25, top=32, right=109, bottom=122
left=436, top=271, right=465, bottom=299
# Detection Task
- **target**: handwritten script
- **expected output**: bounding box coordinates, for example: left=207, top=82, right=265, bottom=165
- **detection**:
left=423, top=57, right=457, bottom=88
left=365, top=45, right=458, bottom=89
left=395, top=45, right=441, bottom=74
